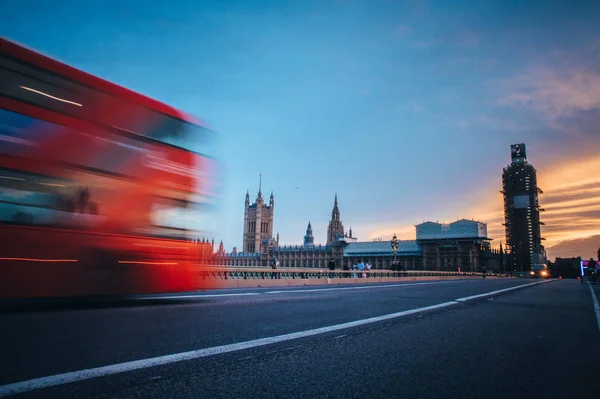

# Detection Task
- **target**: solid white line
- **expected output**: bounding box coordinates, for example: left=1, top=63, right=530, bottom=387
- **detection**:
left=587, top=284, right=600, bottom=332
left=455, top=280, right=551, bottom=302
left=266, top=280, right=463, bottom=294
left=140, top=293, right=260, bottom=300
left=0, top=301, right=458, bottom=397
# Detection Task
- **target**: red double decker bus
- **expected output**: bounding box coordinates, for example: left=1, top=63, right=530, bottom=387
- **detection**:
left=0, top=38, right=220, bottom=298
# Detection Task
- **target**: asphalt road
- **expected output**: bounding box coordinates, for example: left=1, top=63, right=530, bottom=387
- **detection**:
left=1, top=278, right=599, bottom=398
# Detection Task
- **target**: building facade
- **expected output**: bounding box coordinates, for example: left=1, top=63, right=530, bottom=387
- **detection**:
left=242, top=186, right=274, bottom=253
left=343, top=240, right=423, bottom=270
left=216, top=194, right=346, bottom=268
left=215, top=190, right=506, bottom=272
left=343, top=219, right=505, bottom=272
left=502, top=143, right=546, bottom=272
left=417, top=220, right=495, bottom=272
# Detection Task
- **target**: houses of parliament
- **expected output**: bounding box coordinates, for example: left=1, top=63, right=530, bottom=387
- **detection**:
left=213, top=187, right=352, bottom=268
left=209, top=181, right=508, bottom=273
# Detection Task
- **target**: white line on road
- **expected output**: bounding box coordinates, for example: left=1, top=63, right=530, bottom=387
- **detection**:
left=588, top=284, right=600, bottom=332
left=265, top=280, right=463, bottom=294
left=455, top=280, right=552, bottom=302
left=0, top=280, right=547, bottom=397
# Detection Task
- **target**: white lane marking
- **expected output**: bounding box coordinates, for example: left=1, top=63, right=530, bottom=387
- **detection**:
left=140, top=293, right=260, bottom=300
left=265, top=280, right=464, bottom=294
left=0, top=280, right=545, bottom=397
left=0, top=301, right=458, bottom=397
left=588, top=284, right=600, bottom=332
left=455, top=280, right=552, bottom=302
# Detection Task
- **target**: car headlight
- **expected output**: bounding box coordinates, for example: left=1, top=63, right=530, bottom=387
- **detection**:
left=530, top=271, right=535, bottom=275
left=541, top=271, right=548, bottom=276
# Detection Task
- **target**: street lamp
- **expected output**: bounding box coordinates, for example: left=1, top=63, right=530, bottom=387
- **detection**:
left=469, top=250, right=473, bottom=272
left=391, top=233, right=399, bottom=268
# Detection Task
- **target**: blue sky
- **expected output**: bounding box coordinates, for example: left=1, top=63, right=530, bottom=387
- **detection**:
left=2, top=0, right=600, bottom=258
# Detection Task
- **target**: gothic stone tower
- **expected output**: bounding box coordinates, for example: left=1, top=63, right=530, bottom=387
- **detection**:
left=243, top=180, right=275, bottom=253
left=303, top=222, right=314, bottom=247
left=326, top=194, right=345, bottom=245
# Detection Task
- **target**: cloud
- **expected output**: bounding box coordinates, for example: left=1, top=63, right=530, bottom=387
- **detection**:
left=411, top=29, right=481, bottom=49
left=361, top=223, right=417, bottom=242
left=445, top=57, right=499, bottom=71
left=452, top=114, right=535, bottom=132
left=355, top=155, right=600, bottom=258
left=392, top=25, right=413, bottom=38
left=469, top=154, right=600, bottom=258
left=546, top=235, right=600, bottom=260
left=499, top=66, right=600, bottom=122
left=472, top=41, right=600, bottom=256
left=405, top=101, right=424, bottom=112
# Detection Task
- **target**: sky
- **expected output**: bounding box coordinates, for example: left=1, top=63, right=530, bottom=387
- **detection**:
left=2, top=0, right=600, bottom=259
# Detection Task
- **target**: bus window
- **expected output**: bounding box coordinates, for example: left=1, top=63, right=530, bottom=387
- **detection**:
left=147, top=115, right=216, bottom=156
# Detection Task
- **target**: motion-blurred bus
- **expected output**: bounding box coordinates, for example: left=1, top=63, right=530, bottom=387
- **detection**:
left=0, top=37, right=219, bottom=298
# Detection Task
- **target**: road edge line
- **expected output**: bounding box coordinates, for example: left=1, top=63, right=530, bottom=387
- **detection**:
left=587, top=284, right=600, bottom=332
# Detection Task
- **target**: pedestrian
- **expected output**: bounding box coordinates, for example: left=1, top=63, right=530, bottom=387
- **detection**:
left=343, top=263, right=350, bottom=278
left=270, top=257, right=278, bottom=279
left=328, top=258, right=336, bottom=278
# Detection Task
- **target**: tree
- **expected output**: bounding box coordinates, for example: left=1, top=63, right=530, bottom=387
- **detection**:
left=597, top=247, right=600, bottom=261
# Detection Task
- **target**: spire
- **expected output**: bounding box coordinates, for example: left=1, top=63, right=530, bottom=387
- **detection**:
left=327, top=193, right=344, bottom=245
left=349, top=227, right=353, bottom=238
left=245, top=190, right=250, bottom=206
left=257, top=174, right=263, bottom=202
left=331, top=194, right=340, bottom=221
left=270, top=191, right=274, bottom=206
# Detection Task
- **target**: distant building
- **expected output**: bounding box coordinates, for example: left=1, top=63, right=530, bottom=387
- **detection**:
left=326, top=194, right=345, bottom=245
left=416, top=219, right=496, bottom=272
left=216, top=193, right=346, bottom=268
left=303, top=222, right=314, bottom=247
left=217, top=188, right=505, bottom=272
left=344, top=239, right=422, bottom=270
left=242, top=179, right=274, bottom=253
left=343, top=219, right=504, bottom=272
left=502, top=144, right=546, bottom=271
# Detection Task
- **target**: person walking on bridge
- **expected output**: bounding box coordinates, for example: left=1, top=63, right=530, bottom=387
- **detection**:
left=328, top=258, right=336, bottom=278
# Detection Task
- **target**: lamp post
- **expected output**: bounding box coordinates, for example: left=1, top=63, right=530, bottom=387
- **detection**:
left=391, top=233, right=399, bottom=269
left=469, top=250, right=473, bottom=273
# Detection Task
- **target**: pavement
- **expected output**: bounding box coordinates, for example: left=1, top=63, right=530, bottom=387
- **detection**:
left=1, top=278, right=599, bottom=398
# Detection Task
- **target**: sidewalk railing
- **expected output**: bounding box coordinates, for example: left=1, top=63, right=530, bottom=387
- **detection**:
left=196, top=267, right=514, bottom=281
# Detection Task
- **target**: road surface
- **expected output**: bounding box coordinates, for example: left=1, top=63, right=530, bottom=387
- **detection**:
left=1, top=278, right=599, bottom=398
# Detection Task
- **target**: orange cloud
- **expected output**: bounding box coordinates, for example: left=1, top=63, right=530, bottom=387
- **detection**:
left=500, top=67, right=600, bottom=120
left=363, top=223, right=416, bottom=242
left=468, top=154, right=600, bottom=258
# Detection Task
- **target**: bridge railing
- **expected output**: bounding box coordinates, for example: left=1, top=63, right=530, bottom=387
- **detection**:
left=195, top=267, right=514, bottom=280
